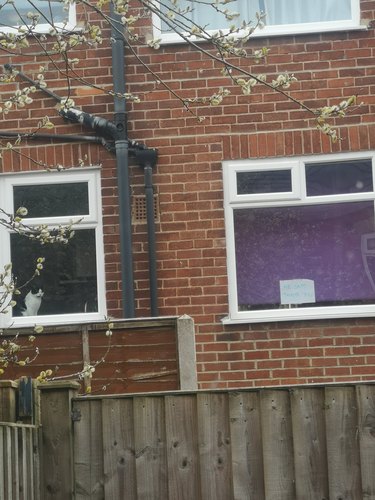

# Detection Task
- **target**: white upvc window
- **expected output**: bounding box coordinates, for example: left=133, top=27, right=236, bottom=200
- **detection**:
left=154, top=0, right=363, bottom=44
left=0, top=168, right=107, bottom=328
left=0, top=0, right=76, bottom=33
left=223, top=152, right=375, bottom=324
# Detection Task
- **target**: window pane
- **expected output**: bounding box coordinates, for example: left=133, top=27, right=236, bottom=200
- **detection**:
left=160, top=0, right=352, bottom=32
left=234, top=201, right=375, bottom=310
left=11, top=230, right=98, bottom=316
left=161, top=0, right=261, bottom=32
left=0, top=1, right=67, bottom=27
left=13, top=182, right=89, bottom=218
left=237, top=170, right=292, bottom=195
left=264, top=0, right=352, bottom=25
left=306, top=160, right=373, bottom=196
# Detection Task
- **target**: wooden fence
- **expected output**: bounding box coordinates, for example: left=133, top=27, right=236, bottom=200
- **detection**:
left=0, top=423, right=40, bottom=500
left=0, top=380, right=41, bottom=500
left=67, top=384, right=375, bottom=500
left=2, top=381, right=375, bottom=499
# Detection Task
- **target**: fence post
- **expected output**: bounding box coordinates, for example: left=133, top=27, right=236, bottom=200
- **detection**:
left=0, top=380, right=18, bottom=422
left=39, top=380, right=80, bottom=500
left=177, top=314, right=198, bottom=390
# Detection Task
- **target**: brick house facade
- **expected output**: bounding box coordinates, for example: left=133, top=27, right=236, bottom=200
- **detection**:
left=1, top=0, right=375, bottom=392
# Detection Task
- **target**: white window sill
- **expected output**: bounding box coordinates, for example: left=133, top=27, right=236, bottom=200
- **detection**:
left=5, top=312, right=107, bottom=330
left=222, top=305, right=375, bottom=325
left=0, top=22, right=79, bottom=35
left=157, top=21, right=368, bottom=46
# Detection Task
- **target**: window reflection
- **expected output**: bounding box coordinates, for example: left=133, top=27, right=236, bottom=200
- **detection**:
left=12, top=230, right=98, bottom=316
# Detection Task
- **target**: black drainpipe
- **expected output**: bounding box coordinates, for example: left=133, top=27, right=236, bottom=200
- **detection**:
left=136, top=148, right=159, bottom=316
left=110, top=4, right=135, bottom=318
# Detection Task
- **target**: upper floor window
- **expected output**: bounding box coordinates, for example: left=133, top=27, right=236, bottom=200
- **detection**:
left=0, top=168, right=106, bottom=328
left=223, top=152, right=375, bottom=324
left=0, top=0, right=76, bottom=33
left=155, top=0, right=362, bottom=43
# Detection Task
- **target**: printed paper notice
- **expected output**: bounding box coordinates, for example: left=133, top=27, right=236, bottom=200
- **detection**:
left=280, top=279, right=316, bottom=305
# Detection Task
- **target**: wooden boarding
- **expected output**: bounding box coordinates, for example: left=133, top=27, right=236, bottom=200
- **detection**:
left=0, top=423, right=40, bottom=500
left=70, top=385, right=375, bottom=499
left=3, top=381, right=375, bottom=499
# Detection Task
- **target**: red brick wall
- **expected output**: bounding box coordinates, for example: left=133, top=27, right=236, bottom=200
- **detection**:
left=1, top=0, right=375, bottom=391
left=126, top=0, right=375, bottom=389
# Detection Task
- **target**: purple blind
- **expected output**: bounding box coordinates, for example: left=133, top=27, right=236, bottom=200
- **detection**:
left=234, top=201, right=375, bottom=308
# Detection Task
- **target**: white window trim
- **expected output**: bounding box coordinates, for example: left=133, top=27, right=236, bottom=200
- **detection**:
left=223, top=151, right=375, bottom=324
left=0, top=167, right=107, bottom=328
left=0, top=2, right=77, bottom=34
left=153, top=0, right=365, bottom=45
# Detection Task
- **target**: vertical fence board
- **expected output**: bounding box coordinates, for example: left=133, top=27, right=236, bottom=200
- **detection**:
left=102, top=398, right=136, bottom=500
left=134, top=396, right=168, bottom=500
left=33, top=427, right=41, bottom=500
left=5, top=426, right=12, bottom=500
left=19, top=427, right=27, bottom=500
left=0, top=381, right=18, bottom=422
left=0, top=424, right=39, bottom=500
left=26, top=429, right=34, bottom=500
left=290, top=388, right=328, bottom=500
left=12, top=426, right=20, bottom=500
left=165, top=395, right=201, bottom=500
left=0, top=427, right=4, bottom=500
left=197, top=393, right=233, bottom=500
left=74, top=400, right=104, bottom=499
left=229, top=392, right=265, bottom=500
left=40, top=383, right=79, bottom=500
left=261, top=390, right=295, bottom=500
left=356, top=385, right=375, bottom=499
left=325, top=386, right=362, bottom=500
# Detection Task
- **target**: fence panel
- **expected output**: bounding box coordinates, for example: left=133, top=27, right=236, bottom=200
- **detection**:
left=197, top=392, right=233, bottom=500
left=325, top=386, right=362, bottom=500
left=102, top=398, right=136, bottom=500
left=356, top=385, right=375, bottom=498
left=229, top=391, right=265, bottom=500
left=0, top=423, right=40, bottom=500
left=165, top=394, right=201, bottom=500
left=290, top=388, right=328, bottom=500
left=69, top=384, right=375, bottom=499
left=74, top=400, right=104, bottom=500
left=261, top=390, right=295, bottom=500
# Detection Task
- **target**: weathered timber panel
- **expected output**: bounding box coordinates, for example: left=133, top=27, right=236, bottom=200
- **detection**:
left=195, top=393, right=233, bottom=500
left=356, top=385, right=375, bottom=499
left=30, top=383, right=375, bottom=499
left=290, top=388, right=328, bottom=500
left=74, top=400, right=104, bottom=500
left=40, top=383, right=78, bottom=500
left=133, top=396, right=168, bottom=500
left=229, top=391, right=265, bottom=500
left=0, top=424, right=39, bottom=500
left=261, top=390, right=296, bottom=500
left=2, top=319, right=180, bottom=395
left=102, top=398, right=137, bottom=500
left=165, top=395, right=201, bottom=500
left=325, top=386, right=362, bottom=500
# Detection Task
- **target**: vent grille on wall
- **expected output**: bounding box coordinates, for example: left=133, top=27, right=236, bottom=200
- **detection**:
left=132, top=194, right=159, bottom=223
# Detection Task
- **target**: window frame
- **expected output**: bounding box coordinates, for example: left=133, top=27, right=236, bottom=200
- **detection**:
left=0, top=1, right=77, bottom=34
left=0, top=167, right=107, bottom=328
left=153, top=0, right=363, bottom=45
left=223, top=151, right=375, bottom=324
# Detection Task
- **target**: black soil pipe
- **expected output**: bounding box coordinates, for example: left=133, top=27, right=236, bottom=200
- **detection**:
left=136, top=148, right=159, bottom=316
left=111, top=4, right=135, bottom=318
left=0, top=130, right=104, bottom=144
